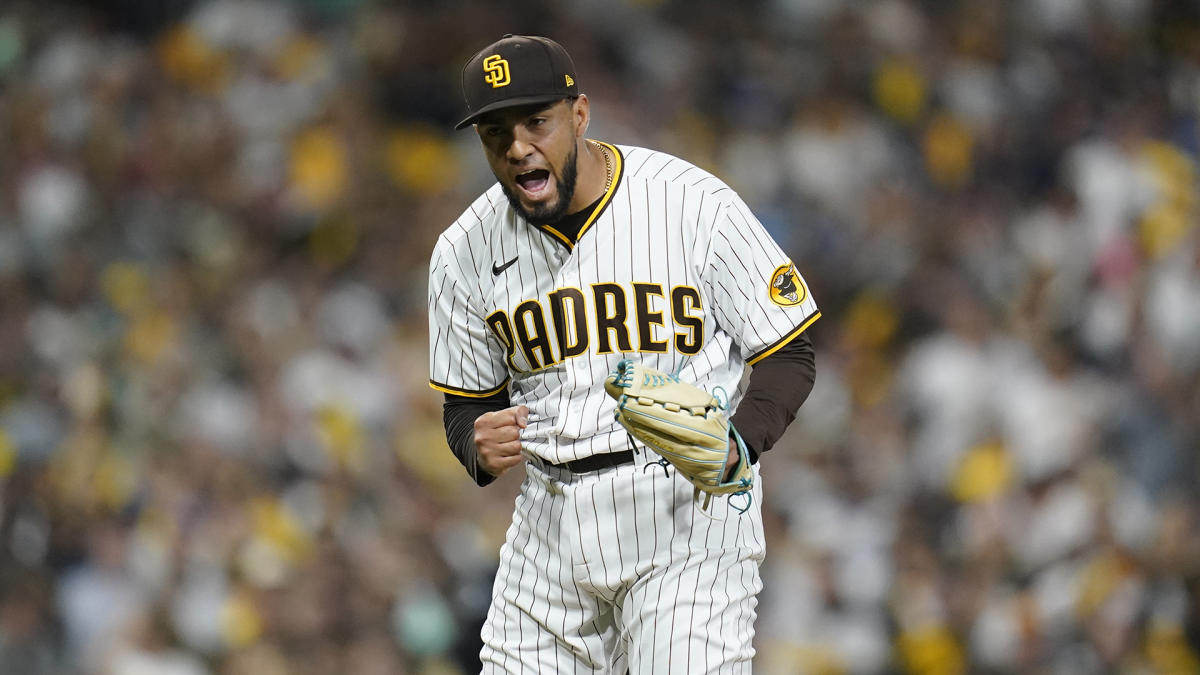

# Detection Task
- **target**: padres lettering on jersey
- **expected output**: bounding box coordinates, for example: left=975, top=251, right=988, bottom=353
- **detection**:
left=429, top=142, right=820, bottom=464
left=485, top=281, right=704, bottom=372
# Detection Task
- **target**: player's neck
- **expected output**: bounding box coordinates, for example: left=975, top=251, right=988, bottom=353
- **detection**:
left=567, top=139, right=612, bottom=214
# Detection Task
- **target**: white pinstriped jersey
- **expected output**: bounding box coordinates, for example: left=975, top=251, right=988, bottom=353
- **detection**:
left=428, top=141, right=819, bottom=465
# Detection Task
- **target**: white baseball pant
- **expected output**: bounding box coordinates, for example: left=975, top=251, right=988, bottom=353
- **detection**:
left=480, top=455, right=765, bottom=674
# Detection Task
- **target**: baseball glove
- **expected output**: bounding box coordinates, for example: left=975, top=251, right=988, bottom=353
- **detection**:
left=604, top=359, right=753, bottom=511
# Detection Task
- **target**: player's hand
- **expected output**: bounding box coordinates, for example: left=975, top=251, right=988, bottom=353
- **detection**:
left=722, top=438, right=740, bottom=482
left=474, top=405, right=529, bottom=477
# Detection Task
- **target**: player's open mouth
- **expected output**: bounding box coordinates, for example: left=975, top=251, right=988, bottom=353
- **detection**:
left=515, top=169, right=551, bottom=198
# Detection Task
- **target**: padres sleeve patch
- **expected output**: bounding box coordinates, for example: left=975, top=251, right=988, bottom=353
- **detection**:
left=768, top=263, right=807, bottom=306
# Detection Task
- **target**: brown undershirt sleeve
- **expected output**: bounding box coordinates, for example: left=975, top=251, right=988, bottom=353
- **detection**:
left=443, top=390, right=511, bottom=486
left=729, top=330, right=817, bottom=464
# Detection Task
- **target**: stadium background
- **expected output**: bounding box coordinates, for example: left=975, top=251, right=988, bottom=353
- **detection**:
left=0, top=0, right=1198, bottom=673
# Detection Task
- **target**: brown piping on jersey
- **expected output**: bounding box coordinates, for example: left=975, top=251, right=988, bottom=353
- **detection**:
left=429, top=377, right=511, bottom=398
left=747, top=310, right=821, bottom=365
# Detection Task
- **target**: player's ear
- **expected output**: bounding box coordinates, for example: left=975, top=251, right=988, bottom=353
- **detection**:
left=571, top=94, right=590, bottom=138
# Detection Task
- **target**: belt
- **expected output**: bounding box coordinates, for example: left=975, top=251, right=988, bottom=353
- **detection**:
left=549, top=450, right=636, bottom=473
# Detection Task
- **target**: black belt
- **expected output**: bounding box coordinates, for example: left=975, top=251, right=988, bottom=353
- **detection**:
left=549, top=450, right=636, bottom=473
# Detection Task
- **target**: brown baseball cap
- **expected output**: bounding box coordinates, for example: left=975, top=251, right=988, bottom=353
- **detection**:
left=455, top=34, right=580, bottom=130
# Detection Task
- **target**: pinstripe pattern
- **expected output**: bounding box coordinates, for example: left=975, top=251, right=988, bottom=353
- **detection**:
left=430, top=142, right=814, bottom=673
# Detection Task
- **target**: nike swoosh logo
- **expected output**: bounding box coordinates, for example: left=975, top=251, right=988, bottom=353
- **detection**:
left=492, top=256, right=518, bottom=275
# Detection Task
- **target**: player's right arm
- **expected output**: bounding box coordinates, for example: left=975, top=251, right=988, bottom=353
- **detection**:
left=429, top=229, right=520, bottom=484
left=427, top=233, right=511, bottom=397
left=472, top=405, right=529, bottom=477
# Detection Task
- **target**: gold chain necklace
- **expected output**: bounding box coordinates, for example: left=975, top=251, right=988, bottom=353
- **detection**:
left=592, top=140, right=612, bottom=192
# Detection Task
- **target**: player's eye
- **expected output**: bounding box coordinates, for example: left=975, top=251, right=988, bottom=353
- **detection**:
left=481, top=126, right=505, bottom=139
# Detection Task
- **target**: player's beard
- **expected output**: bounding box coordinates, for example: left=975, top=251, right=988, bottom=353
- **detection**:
left=502, top=142, right=578, bottom=225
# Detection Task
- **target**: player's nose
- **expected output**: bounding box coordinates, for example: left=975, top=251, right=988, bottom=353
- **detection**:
left=506, top=135, right=535, bottom=163
left=505, top=123, right=542, bottom=158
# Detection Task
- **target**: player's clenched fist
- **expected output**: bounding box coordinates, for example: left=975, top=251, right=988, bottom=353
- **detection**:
left=474, top=405, right=528, bottom=477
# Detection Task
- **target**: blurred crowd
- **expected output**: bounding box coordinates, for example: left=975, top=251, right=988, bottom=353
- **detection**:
left=0, top=0, right=1197, bottom=673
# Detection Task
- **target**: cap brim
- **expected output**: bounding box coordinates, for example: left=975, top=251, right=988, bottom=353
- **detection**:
left=454, top=93, right=570, bottom=130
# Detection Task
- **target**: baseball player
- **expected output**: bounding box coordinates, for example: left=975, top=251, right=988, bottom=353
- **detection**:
left=428, top=34, right=819, bottom=673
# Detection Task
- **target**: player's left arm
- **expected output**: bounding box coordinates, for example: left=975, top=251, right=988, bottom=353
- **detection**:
left=701, top=192, right=820, bottom=477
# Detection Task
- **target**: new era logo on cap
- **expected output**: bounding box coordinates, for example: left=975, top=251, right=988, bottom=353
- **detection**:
left=456, top=34, right=579, bottom=129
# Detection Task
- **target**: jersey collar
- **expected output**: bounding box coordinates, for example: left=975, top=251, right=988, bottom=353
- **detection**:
left=535, top=140, right=622, bottom=251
